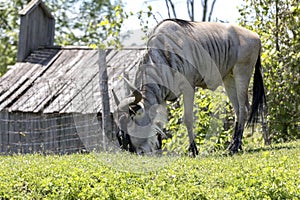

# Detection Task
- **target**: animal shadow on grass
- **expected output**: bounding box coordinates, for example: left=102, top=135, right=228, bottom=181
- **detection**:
left=245, top=143, right=299, bottom=154
left=213, top=142, right=299, bottom=158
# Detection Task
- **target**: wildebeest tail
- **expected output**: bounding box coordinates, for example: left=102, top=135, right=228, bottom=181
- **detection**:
left=247, top=52, right=266, bottom=126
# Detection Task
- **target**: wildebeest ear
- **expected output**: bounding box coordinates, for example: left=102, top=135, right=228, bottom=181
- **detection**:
left=117, top=96, right=136, bottom=112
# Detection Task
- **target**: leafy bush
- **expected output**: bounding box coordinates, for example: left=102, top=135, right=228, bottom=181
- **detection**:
left=163, top=87, right=233, bottom=155
left=239, top=0, right=300, bottom=142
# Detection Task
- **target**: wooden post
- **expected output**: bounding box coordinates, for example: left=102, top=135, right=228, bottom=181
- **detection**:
left=123, top=72, right=130, bottom=96
left=99, top=49, right=112, bottom=151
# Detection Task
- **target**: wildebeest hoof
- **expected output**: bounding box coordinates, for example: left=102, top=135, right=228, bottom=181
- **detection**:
left=228, top=140, right=243, bottom=155
left=188, top=141, right=199, bottom=157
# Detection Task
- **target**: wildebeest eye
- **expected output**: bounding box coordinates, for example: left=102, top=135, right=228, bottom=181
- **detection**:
left=137, top=109, right=144, bottom=116
left=130, top=109, right=144, bottom=121
left=129, top=104, right=143, bottom=116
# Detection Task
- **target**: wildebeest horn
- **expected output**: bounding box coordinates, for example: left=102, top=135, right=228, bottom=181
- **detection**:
left=117, top=96, right=137, bottom=111
left=112, top=89, right=120, bottom=106
left=123, top=77, right=142, bottom=104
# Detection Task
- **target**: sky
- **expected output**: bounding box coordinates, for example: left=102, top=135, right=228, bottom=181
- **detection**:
left=120, top=0, right=243, bottom=46
left=122, top=0, right=243, bottom=30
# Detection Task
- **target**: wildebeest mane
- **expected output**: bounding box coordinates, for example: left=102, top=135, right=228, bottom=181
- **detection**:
left=156, top=19, right=194, bottom=33
left=163, top=19, right=193, bottom=28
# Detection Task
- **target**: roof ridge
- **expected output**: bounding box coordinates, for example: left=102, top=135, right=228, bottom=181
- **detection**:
left=19, top=0, right=54, bottom=19
left=44, top=46, right=147, bottom=51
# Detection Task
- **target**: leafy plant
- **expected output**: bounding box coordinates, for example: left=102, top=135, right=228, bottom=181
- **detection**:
left=95, top=4, right=126, bottom=49
left=0, top=141, right=299, bottom=199
left=0, top=0, right=26, bottom=75
left=163, top=87, right=233, bottom=155
left=239, top=0, right=300, bottom=142
left=0, top=0, right=124, bottom=75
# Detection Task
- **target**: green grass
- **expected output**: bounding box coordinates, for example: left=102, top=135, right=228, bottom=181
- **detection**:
left=0, top=141, right=300, bottom=199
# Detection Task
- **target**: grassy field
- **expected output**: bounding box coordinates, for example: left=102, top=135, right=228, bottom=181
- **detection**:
left=0, top=141, right=299, bottom=199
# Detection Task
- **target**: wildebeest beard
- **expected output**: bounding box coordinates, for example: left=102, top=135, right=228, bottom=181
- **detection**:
left=114, top=78, right=168, bottom=154
left=115, top=99, right=167, bottom=154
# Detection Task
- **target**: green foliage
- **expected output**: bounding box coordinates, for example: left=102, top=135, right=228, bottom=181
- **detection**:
left=47, top=0, right=121, bottom=46
left=0, top=141, right=299, bottom=199
left=163, top=88, right=233, bottom=155
left=95, top=4, right=155, bottom=48
left=0, top=0, right=123, bottom=75
left=239, top=0, right=300, bottom=142
left=0, top=0, right=155, bottom=75
left=136, top=5, right=155, bottom=40
left=0, top=0, right=27, bottom=76
left=96, top=4, right=126, bottom=49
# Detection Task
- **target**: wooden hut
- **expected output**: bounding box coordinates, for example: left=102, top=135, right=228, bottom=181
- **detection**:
left=0, top=0, right=145, bottom=154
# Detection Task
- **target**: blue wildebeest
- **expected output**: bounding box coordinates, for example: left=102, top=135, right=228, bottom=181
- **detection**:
left=113, top=19, right=266, bottom=156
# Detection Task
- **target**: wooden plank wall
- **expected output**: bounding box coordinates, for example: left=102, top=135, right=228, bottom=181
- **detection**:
left=0, top=48, right=146, bottom=154
left=0, top=111, right=8, bottom=152
left=0, top=111, right=104, bottom=154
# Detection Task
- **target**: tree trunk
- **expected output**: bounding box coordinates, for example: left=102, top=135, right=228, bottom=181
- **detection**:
left=202, top=0, right=208, bottom=21
left=208, top=0, right=217, bottom=21
left=275, top=0, right=280, bottom=51
left=187, top=0, right=194, bottom=21
left=165, top=0, right=177, bottom=18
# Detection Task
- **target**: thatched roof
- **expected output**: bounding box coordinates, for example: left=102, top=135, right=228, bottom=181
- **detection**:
left=0, top=46, right=146, bottom=114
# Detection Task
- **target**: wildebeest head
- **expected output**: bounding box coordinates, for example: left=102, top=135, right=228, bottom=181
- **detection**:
left=113, top=78, right=166, bottom=155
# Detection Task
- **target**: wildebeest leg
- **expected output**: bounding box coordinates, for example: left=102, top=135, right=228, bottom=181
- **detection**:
left=229, top=121, right=243, bottom=153
left=224, top=74, right=241, bottom=153
left=223, top=74, right=239, bottom=119
left=229, top=63, right=253, bottom=154
left=182, top=87, right=198, bottom=157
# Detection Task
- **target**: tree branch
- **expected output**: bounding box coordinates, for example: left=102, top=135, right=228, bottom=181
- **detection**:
left=186, top=0, right=194, bottom=21
left=168, top=0, right=177, bottom=18
left=208, top=0, right=217, bottom=22
left=202, top=0, right=208, bottom=21
left=275, top=0, right=280, bottom=51
left=165, top=0, right=171, bottom=18
left=164, top=0, right=177, bottom=18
